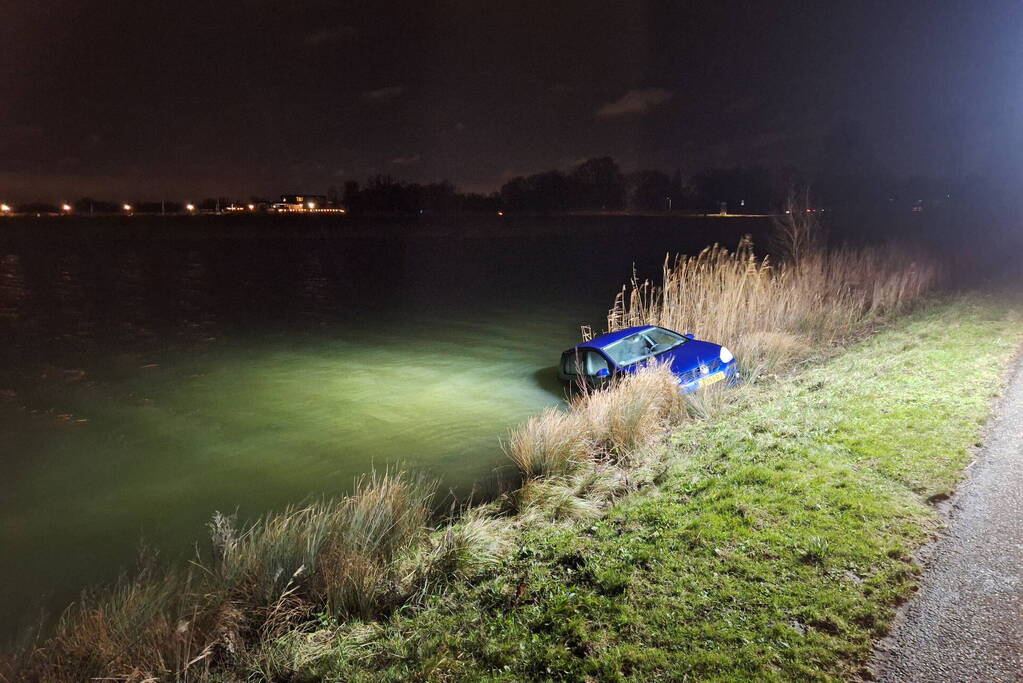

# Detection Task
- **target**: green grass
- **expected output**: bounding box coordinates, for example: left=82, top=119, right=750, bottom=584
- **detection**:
left=298, top=296, right=1022, bottom=681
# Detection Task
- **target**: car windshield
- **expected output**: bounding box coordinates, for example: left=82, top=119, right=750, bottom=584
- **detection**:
left=602, top=328, right=686, bottom=367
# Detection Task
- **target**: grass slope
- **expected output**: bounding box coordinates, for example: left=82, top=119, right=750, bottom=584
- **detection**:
left=306, top=297, right=1022, bottom=682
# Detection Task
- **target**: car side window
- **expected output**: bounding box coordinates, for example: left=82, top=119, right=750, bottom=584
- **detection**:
left=562, top=351, right=580, bottom=375
left=563, top=350, right=609, bottom=376
left=585, top=351, right=609, bottom=375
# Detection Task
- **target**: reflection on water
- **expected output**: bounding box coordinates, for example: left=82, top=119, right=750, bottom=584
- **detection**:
left=0, top=215, right=764, bottom=633
left=0, top=254, right=28, bottom=322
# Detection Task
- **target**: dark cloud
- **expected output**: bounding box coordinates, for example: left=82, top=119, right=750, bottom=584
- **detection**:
left=361, top=85, right=405, bottom=103
left=596, top=88, right=674, bottom=119
left=304, top=24, right=356, bottom=46
left=391, top=154, right=421, bottom=166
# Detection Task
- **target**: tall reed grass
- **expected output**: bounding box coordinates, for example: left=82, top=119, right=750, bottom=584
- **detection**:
left=606, top=236, right=939, bottom=380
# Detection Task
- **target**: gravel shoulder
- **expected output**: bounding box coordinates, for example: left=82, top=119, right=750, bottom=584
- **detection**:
left=874, top=355, right=1023, bottom=682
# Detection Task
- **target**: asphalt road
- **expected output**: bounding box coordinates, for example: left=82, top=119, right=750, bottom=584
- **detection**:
left=873, top=357, right=1023, bottom=682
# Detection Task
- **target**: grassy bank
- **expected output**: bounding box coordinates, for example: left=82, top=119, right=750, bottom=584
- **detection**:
left=302, top=296, right=1023, bottom=681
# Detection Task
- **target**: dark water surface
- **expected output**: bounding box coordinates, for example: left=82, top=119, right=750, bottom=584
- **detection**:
left=0, top=214, right=765, bottom=633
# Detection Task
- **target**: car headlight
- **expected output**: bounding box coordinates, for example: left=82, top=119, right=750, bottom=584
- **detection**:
left=719, top=346, right=734, bottom=363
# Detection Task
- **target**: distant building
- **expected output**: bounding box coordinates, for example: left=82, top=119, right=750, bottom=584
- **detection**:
left=272, top=194, right=328, bottom=212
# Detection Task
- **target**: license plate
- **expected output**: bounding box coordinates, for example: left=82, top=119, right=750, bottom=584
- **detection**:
left=699, top=371, right=725, bottom=388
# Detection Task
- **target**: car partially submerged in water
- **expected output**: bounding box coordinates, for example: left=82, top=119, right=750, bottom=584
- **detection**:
left=558, top=325, right=737, bottom=392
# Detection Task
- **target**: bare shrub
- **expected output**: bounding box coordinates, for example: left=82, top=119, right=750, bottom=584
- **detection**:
left=771, top=189, right=825, bottom=263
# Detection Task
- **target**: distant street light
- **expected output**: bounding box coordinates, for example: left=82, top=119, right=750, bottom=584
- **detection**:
left=123, top=204, right=133, bottom=213
left=62, top=204, right=72, bottom=213
left=0, top=203, right=10, bottom=214
left=185, top=203, right=196, bottom=212
left=248, top=203, right=255, bottom=210
left=307, top=201, right=316, bottom=210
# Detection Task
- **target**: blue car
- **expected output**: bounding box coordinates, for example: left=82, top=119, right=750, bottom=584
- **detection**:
left=558, top=325, right=737, bottom=393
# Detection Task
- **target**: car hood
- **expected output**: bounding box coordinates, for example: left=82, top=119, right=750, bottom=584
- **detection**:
left=654, top=339, right=723, bottom=374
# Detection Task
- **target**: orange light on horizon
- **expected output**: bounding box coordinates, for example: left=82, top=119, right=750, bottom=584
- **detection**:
left=61, top=203, right=72, bottom=213
left=307, top=201, right=316, bottom=210
left=185, top=203, right=196, bottom=212
left=123, top=204, right=133, bottom=212
left=247, top=203, right=255, bottom=210
left=0, top=203, right=10, bottom=213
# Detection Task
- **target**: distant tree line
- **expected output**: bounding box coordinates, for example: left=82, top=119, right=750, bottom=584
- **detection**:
left=342, top=177, right=498, bottom=215
left=499, top=156, right=791, bottom=214
left=341, top=157, right=798, bottom=215
left=2, top=147, right=998, bottom=222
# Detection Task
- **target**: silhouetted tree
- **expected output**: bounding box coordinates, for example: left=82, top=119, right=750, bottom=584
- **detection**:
left=499, top=176, right=533, bottom=212
left=343, top=180, right=360, bottom=203
left=570, top=157, right=625, bottom=210
left=499, top=157, right=627, bottom=212
left=625, top=169, right=673, bottom=211
left=460, top=192, right=500, bottom=213
left=343, top=176, right=495, bottom=214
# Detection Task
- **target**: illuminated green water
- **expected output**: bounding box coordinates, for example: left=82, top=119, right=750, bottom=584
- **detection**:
left=0, top=215, right=764, bottom=632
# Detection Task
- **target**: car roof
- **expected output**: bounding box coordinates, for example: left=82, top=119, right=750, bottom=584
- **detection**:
left=570, top=325, right=658, bottom=351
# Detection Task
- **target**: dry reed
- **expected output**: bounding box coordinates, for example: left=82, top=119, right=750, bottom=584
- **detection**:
left=607, top=236, right=939, bottom=380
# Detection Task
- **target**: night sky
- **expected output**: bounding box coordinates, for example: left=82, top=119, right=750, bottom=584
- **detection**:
left=2, top=0, right=1021, bottom=201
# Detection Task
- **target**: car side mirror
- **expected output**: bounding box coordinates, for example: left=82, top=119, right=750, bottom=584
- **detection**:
left=684, top=333, right=695, bottom=340
left=594, top=368, right=610, bottom=378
